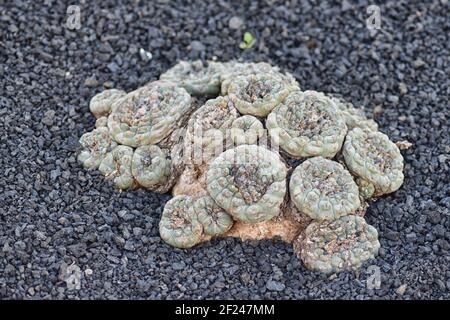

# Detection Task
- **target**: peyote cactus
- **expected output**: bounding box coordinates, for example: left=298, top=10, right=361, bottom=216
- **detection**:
left=226, top=73, right=295, bottom=117
left=194, top=195, right=234, bottom=236
left=205, top=145, right=287, bottom=223
left=131, top=144, right=172, bottom=193
left=266, top=90, right=348, bottom=159
left=160, top=60, right=225, bottom=96
left=289, top=157, right=361, bottom=221
left=95, top=116, right=108, bottom=128
left=108, top=81, right=192, bottom=147
left=293, top=215, right=380, bottom=273
left=98, top=145, right=135, bottom=190
left=78, top=127, right=117, bottom=170
left=343, top=128, right=404, bottom=197
left=89, top=89, right=126, bottom=118
left=220, top=61, right=298, bottom=95
left=78, top=59, right=406, bottom=274
left=184, top=96, right=238, bottom=166
left=159, top=195, right=203, bottom=248
left=230, top=115, right=265, bottom=146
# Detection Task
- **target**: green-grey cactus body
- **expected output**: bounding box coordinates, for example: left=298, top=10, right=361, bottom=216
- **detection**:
left=194, top=195, right=234, bottom=236
left=107, top=81, right=191, bottom=147
left=328, top=94, right=378, bottom=131
left=160, top=60, right=225, bottom=96
left=159, top=195, right=203, bottom=248
left=77, top=127, right=117, bottom=170
left=356, top=177, right=376, bottom=199
left=206, top=145, right=287, bottom=223
left=293, top=215, right=380, bottom=273
left=89, top=89, right=126, bottom=118
left=266, top=90, right=347, bottom=158
left=290, top=157, right=361, bottom=221
left=220, top=61, right=299, bottom=95
left=131, top=144, right=172, bottom=192
left=76, top=60, right=407, bottom=272
left=184, top=96, right=238, bottom=166
left=98, top=145, right=135, bottom=190
left=230, top=115, right=265, bottom=146
left=226, top=73, right=295, bottom=117
left=95, top=116, right=108, bottom=128
left=343, top=128, right=404, bottom=196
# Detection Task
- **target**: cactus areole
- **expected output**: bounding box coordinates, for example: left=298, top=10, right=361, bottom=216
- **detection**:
left=78, top=60, right=405, bottom=273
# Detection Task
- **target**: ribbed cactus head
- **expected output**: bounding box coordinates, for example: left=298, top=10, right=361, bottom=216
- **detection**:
left=194, top=195, right=234, bottom=236
left=289, top=156, right=361, bottom=221
left=77, top=127, right=117, bottom=170
left=343, top=128, right=404, bottom=197
left=98, top=145, right=135, bottom=190
left=131, top=144, right=172, bottom=192
left=160, top=60, right=225, bottom=96
left=293, top=215, right=380, bottom=273
left=89, top=89, right=126, bottom=118
left=230, top=115, right=265, bottom=146
left=107, top=81, right=192, bottom=147
left=159, top=195, right=203, bottom=249
left=226, top=73, right=296, bottom=117
left=205, top=145, right=287, bottom=223
left=266, top=90, right=348, bottom=159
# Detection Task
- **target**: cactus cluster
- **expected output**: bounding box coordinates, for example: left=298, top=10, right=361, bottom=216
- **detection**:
left=78, top=60, right=406, bottom=273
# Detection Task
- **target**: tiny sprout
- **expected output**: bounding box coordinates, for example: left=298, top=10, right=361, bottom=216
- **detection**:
left=239, top=32, right=256, bottom=49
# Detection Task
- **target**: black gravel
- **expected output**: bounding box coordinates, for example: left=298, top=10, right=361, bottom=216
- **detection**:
left=0, top=0, right=449, bottom=299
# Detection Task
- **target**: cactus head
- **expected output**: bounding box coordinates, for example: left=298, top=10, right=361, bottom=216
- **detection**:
left=194, top=195, right=234, bottom=236
left=131, top=144, right=172, bottom=193
left=89, top=89, right=126, bottom=118
left=220, top=61, right=299, bottom=95
left=226, top=73, right=295, bottom=117
left=107, top=81, right=191, bottom=147
left=230, top=115, right=265, bottom=146
left=98, top=145, right=135, bottom=190
left=266, top=90, right=347, bottom=158
left=290, top=157, right=361, bottom=221
left=159, top=195, right=203, bottom=248
left=77, top=127, right=117, bottom=170
left=293, top=215, right=380, bottom=273
left=206, top=145, right=287, bottom=223
left=160, top=60, right=225, bottom=96
left=184, top=96, right=238, bottom=166
left=343, top=128, right=404, bottom=197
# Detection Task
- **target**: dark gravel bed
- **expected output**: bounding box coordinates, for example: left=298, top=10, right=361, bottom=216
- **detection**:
left=0, top=0, right=448, bottom=299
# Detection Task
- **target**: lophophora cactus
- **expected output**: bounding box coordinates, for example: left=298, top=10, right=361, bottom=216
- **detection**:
left=266, top=90, right=348, bottom=159
left=205, top=144, right=287, bottom=223
left=293, top=215, right=380, bottom=273
left=78, top=59, right=406, bottom=274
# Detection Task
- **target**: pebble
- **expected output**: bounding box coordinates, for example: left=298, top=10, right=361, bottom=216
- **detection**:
left=229, top=16, right=244, bottom=29
left=84, top=77, right=99, bottom=88
left=396, top=284, right=407, bottom=296
left=266, top=280, right=285, bottom=292
left=190, top=41, right=205, bottom=52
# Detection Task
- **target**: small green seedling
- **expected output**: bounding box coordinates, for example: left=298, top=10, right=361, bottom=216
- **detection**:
left=239, top=32, right=256, bottom=49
